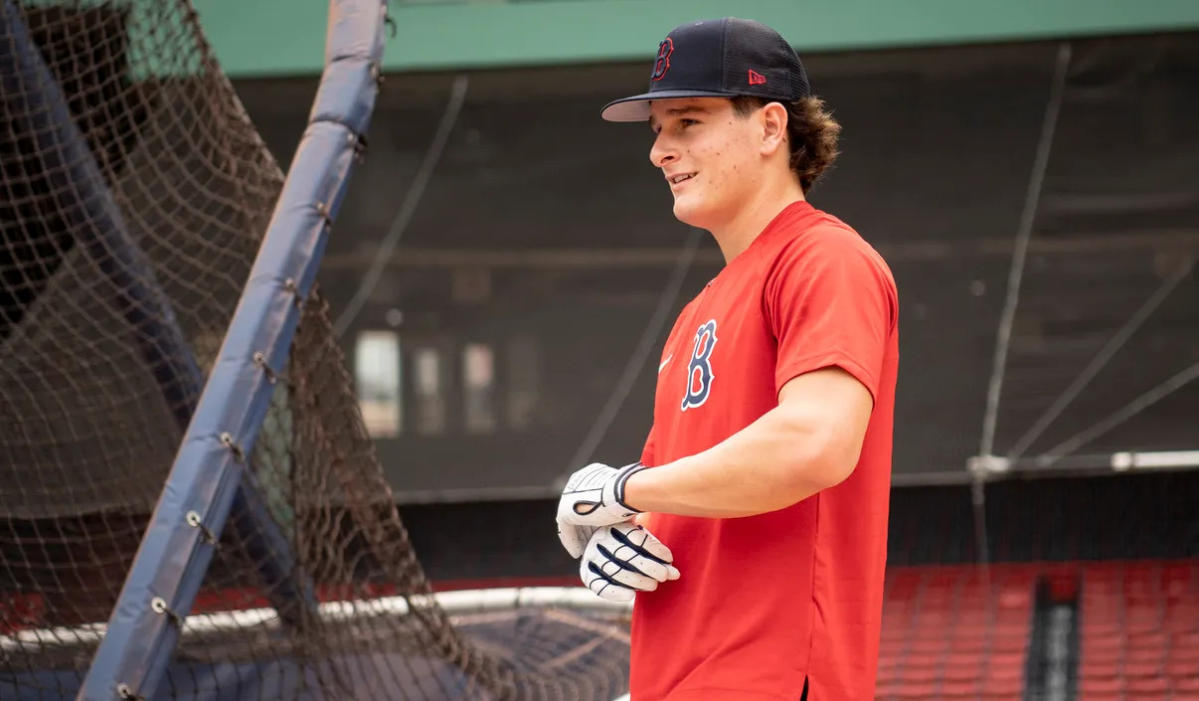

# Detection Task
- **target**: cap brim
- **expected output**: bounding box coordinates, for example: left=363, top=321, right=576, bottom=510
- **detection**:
left=600, top=89, right=739, bottom=122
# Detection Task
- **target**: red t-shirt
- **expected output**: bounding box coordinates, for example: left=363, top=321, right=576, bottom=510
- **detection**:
left=630, top=201, right=899, bottom=700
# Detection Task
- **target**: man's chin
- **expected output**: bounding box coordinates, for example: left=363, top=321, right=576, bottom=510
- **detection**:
left=671, top=198, right=709, bottom=228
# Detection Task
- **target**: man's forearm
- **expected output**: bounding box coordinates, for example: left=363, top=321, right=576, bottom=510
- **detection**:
left=622, top=402, right=855, bottom=519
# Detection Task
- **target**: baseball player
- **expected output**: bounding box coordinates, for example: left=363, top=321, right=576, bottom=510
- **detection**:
left=556, top=17, right=899, bottom=700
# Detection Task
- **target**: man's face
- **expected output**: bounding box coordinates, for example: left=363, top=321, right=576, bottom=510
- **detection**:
left=648, top=97, right=763, bottom=229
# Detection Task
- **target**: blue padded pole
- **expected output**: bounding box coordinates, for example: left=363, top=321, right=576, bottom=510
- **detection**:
left=0, top=0, right=312, bottom=630
left=74, top=1, right=389, bottom=698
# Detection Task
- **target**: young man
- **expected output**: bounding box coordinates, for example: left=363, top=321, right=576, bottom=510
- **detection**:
left=556, top=18, right=899, bottom=700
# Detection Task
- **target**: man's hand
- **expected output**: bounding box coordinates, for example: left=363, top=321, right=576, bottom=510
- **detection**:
left=553, top=462, right=647, bottom=556
left=580, top=523, right=680, bottom=603
left=556, top=462, right=645, bottom=557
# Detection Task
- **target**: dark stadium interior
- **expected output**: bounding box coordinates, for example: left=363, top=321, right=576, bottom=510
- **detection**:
left=397, top=471, right=1199, bottom=585
left=235, top=36, right=1199, bottom=698
left=236, top=33, right=1199, bottom=500
left=6, top=17, right=1193, bottom=619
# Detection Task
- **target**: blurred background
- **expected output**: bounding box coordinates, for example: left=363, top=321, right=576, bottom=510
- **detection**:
left=222, top=3, right=1199, bottom=696
left=211, top=0, right=1199, bottom=577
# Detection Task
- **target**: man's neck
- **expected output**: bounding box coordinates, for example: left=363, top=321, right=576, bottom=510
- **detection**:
left=709, top=179, right=806, bottom=263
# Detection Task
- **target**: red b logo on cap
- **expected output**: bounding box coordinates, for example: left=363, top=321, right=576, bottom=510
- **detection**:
left=651, top=37, right=674, bottom=81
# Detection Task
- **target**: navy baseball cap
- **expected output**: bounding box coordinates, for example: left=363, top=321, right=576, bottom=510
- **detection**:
left=601, top=17, right=811, bottom=122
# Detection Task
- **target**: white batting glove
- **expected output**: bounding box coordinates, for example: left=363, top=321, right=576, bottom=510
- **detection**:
left=581, top=523, right=680, bottom=603
left=556, top=462, right=645, bottom=558
left=557, top=523, right=597, bottom=560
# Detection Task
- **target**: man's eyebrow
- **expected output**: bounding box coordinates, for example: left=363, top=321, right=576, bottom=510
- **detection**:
left=649, top=105, right=710, bottom=131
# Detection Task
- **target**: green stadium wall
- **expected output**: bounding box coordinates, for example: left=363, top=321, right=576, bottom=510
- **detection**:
left=195, top=0, right=1199, bottom=77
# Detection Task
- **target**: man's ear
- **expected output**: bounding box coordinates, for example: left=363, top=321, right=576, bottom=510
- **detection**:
left=759, top=102, right=789, bottom=156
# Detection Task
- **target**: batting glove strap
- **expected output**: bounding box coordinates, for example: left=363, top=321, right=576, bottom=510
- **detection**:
left=557, top=462, right=645, bottom=529
left=611, top=462, right=646, bottom=514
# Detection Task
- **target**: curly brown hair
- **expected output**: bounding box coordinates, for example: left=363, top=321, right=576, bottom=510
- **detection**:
left=731, top=95, right=841, bottom=192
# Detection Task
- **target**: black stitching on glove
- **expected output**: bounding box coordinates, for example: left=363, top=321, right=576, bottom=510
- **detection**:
left=610, top=526, right=671, bottom=566
left=596, top=542, right=648, bottom=577
left=588, top=560, right=634, bottom=590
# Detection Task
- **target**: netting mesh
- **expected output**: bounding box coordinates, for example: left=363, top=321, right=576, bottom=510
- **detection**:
left=0, top=2, right=625, bottom=699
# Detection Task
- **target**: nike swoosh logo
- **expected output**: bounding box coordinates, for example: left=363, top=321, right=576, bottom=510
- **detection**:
left=658, top=354, right=673, bottom=374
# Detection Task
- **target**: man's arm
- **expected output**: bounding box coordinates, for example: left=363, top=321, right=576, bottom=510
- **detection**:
left=621, top=367, right=872, bottom=518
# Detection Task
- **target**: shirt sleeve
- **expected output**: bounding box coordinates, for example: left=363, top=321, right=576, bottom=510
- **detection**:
left=765, top=226, right=897, bottom=402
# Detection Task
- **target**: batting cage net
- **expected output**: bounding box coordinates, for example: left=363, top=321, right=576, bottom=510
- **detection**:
left=0, top=2, right=625, bottom=699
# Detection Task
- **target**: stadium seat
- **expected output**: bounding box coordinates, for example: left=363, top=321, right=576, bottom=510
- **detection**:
left=878, top=559, right=1199, bottom=700
left=875, top=564, right=1034, bottom=700
left=1076, top=560, right=1199, bottom=701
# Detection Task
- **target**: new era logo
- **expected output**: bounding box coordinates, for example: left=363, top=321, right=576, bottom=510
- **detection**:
left=747, top=69, right=766, bottom=85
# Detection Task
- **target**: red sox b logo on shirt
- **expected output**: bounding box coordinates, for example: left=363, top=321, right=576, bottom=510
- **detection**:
left=681, top=319, right=718, bottom=411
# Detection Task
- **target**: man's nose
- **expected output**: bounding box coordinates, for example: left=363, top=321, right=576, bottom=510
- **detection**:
left=649, top=134, right=677, bottom=168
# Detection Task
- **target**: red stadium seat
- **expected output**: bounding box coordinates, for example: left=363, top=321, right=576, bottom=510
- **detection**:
left=937, top=679, right=980, bottom=697
left=1079, top=675, right=1123, bottom=694
left=877, top=560, right=1198, bottom=701
left=876, top=564, right=1037, bottom=699
left=1126, top=676, right=1170, bottom=694
left=1075, top=560, right=1199, bottom=701
left=891, top=681, right=938, bottom=698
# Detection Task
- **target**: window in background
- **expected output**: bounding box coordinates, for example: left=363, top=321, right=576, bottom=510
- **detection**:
left=507, top=335, right=539, bottom=430
left=413, top=346, right=446, bottom=435
left=463, top=342, right=496, bottom=434
left=354, top=330, right=401, bottom=438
